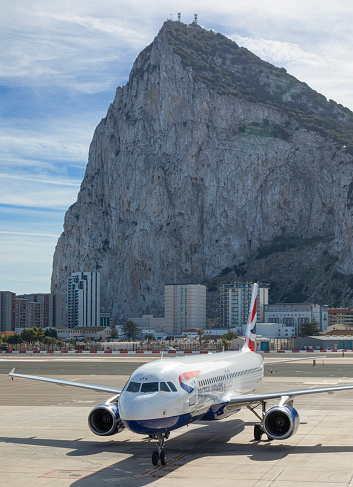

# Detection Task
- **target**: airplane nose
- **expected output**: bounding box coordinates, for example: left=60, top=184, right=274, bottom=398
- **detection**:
left=119, top=392, right=155, bottom=421
left=119, top=392, right=173, bottom=435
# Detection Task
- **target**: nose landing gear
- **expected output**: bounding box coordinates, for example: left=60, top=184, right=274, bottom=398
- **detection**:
left=150, top=432, right=170, bottom=465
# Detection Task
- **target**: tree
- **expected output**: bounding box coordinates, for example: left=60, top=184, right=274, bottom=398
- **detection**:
left=221, top=337, right=231, bottom=351
left=1, top=334, right=9, bottom=343
left=20, top=328, right=37, bottom=344
left=7, top=334, right=23, bottom=345
left=36, top=327, right=45, bottom=342
left=44, top=328, right=58, bottom=339
left=109, top=325, right=119, bottom=340
left=121, top=321, right=141, bottom=341
left=43, top=336, right=58, bottom=349
left=197, top=329, right=205, bottom=349
left=145, top=333, right=155, bottom=342
left=299, top=320, right=321, bottom=337
left=221, top=331, right=238, bottom=341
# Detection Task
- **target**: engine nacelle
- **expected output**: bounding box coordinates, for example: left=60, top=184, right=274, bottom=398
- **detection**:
left=263, top=405, right=299, bottom=440
left=88, top=402, right=125, bottom=436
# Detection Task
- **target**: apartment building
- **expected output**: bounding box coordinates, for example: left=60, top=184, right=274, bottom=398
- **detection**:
left=67, top=272, right=100, bottom=328
left=165, top=284, right=206, bottom=335
left=219, top=282, right=269, bottom=333
left=0, top=291, right=16, bottom=332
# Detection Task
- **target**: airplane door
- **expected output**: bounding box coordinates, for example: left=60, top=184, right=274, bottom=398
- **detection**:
left=189, top=380, right=197, bottom=406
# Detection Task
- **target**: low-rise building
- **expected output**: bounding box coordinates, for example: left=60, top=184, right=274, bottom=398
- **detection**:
left=325, top=324, right=353, bottom=333
left=328, top=308, right=353, bottom=327
left=232, top=336, right=270, bottom=352
left=67, top=326, right=111, bottom=341
left=294, top=335, right=353, bottom=350
left=100, top=313, right=112, bottom=327
left=128, top=315, right=165, bottom=332
left=242, top=322, right=296, bottom=339
left=264, top=303, right=328, bottom=335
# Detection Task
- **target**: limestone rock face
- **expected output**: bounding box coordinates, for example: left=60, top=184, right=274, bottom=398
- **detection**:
left=52, top=22, right=353, bottom=319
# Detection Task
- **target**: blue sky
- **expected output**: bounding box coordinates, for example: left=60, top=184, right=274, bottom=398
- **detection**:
left=1, top=0, right=353, bottom=294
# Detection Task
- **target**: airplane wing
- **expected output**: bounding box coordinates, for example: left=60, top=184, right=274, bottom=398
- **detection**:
left=228, top=383, right=353, bottom=406
left=8, top=368, right=122, bottom=395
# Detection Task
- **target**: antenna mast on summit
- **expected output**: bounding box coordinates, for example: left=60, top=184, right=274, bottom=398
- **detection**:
left=177, top=12, right=181, bottom=22
left=193, top=13, right=198, bottom=24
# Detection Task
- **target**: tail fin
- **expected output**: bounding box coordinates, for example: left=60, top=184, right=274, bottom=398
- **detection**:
left=242, top=283, right=259, bottom=352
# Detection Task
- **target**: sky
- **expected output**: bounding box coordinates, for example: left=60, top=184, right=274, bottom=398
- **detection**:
left=1, top=0, right=353, bottom=294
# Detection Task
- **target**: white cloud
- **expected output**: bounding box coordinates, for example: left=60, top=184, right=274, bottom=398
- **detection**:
left=0, top=231, right=58, bottom=238
left=1, top=0, right=353, bottom=294
left=230, top=35, right=324, bottom=68
left=0, top=184, right=79, bottom=210
left=0, top=173, right=81, bottom=188
left=0, top=234, right=56, bottom=293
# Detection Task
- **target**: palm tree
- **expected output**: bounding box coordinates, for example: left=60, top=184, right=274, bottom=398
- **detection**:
left=196, top=329, right=205, bottom=349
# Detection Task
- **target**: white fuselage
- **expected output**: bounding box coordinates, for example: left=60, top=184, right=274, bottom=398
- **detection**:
left=118, top=350, right=264, bottom=435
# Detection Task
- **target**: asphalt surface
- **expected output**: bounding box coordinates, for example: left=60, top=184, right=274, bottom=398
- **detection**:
left=0, top=352, right=351, bottom=377
left=2, top=354, right=353, bottom=486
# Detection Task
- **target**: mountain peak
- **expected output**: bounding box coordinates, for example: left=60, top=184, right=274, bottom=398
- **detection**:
left=52, top=23, right=353, bottom=320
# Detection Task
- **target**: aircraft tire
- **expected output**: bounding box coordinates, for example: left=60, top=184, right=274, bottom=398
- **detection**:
left=152, top=451, right=159, bottom=465
left=160, top=451, right=167, bottom=465
left=254, top=424, right=263, bottom=441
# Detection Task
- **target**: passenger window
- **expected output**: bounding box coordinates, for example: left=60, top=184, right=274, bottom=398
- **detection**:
left=160, top=382, right=171, bottom=392
left=126, top=381, right=141, bottom=393
left=167, top=381, right=177, bottom=392
left=141, top=382, right=158, bottom=393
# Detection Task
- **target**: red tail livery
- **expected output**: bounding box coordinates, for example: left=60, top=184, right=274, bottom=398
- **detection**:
left=243, top=283, right=259, bottom=352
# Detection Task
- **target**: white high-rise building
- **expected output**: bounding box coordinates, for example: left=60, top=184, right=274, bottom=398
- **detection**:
left=219, top=282, right=269, bottom=333
left=67, top=272, right=100, bottom=328
left=165, top=284, right=206, bottom=335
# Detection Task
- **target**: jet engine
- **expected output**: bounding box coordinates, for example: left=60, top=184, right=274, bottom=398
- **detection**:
left=88, top=402, right=125, bottom=436
left=263, top=405, right=299, bottom=440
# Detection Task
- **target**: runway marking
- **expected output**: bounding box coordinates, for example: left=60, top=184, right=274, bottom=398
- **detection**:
left=348, top=472, right=353, bottom=487
left=136, top=422, right=243, bottom=478
left=265, top=470, right=284, bottom=486
left=0, top=438, right=108, bottom=469
left=40, top=469, right=97, bottom=479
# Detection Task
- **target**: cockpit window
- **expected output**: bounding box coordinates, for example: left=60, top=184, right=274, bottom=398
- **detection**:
left=126, top=381, right=141, bottom=393
left=160, top=382, right=171, bottom=392
left=141, top=382, right=158, bottom=393
left=167, top=381, right=177, bottom=392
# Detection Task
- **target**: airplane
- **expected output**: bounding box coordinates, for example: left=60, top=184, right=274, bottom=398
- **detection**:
left=9, top=282, right=353, bottom=466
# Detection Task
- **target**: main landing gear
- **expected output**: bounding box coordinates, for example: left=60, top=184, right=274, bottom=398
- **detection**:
left=149, top=432, right=170, bottom=465
left=247, top=401, right=269, bottom=441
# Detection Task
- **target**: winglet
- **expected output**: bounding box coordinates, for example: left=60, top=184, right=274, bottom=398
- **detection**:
left=9, top=367, right=15, bottom=376
left=242, top=283, right=259, bottom=352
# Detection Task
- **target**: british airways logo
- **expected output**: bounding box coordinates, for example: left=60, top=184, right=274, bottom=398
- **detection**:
left=179, top=370, right=200, bottom=393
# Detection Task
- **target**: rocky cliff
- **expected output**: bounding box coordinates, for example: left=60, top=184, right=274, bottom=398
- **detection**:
left=51, top=21, right=353, bottom=319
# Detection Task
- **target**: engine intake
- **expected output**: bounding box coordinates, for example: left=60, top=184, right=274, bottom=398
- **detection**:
left=88, top=402, right=125, bottom=436
left=263, top=405, right=299, bottom=440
